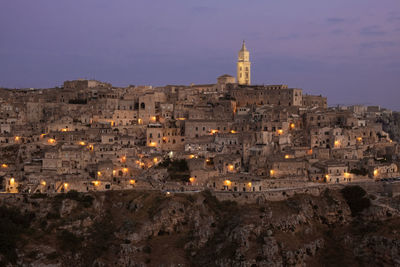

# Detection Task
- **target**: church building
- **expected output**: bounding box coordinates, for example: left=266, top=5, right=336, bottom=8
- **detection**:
left=237, top=41, right=251, bottom=85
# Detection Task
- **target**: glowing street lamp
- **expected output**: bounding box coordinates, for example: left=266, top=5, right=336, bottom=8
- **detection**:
left=149, top=142, right=157, bottom=147
left=334, top=140, right=340, bottom=148
left=228, top=164, right=234, bottom=171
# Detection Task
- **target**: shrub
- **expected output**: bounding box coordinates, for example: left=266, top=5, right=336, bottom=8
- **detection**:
left=341, top=186, right=371, bottom=216
left=57, top=230, right=82, bottom=252
left=159, top=158, right=190, bottom=182
left=0, top=206, right=34, bottom=264
left=143, top=245, right=152, bottom=254
left=46, top=251, right=60, bottom=260
left=55, top=190, right=94, bottom=208
left=350, top=168, right=368, bottom=176
left=81, top=214, right=115, bottom=265
left=147, top=195, right=164, bottom=218
left=30, top=193, right=48, bottom=199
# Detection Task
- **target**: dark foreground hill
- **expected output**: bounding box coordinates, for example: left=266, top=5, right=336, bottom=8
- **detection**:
left=0, top=187, right=399, bottom=266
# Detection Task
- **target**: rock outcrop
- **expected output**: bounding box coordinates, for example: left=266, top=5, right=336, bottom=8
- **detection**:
left=0, top=188, right=399, bottom=266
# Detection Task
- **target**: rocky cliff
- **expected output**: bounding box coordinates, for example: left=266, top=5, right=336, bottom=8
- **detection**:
left=0, top=187, right=399, bottom=266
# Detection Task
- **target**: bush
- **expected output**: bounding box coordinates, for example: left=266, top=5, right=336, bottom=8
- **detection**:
left=81, top=214, right=115, bottom=265
left=350, top=168, right=368, bottom=176
left=167, top=159, right=189, bottom=173
left=159, top=158, right=191, bottom=182
left=57, top=230, right=82, bottom=252
left=147, top=195, right=165, bottom=218
left=30, top=193, right=48, bottom=199
left=0, top=206, right=34, bottom=264
left=55, top=190, right=94, bottom=208
left=341, top=186, right=371, bottom=216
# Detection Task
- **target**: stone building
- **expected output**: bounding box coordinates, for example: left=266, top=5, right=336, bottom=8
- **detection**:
left=237, top=41, right=251, bottom=85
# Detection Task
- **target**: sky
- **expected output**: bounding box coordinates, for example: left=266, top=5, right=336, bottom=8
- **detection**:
left=0, top=0, right=400, bottom=110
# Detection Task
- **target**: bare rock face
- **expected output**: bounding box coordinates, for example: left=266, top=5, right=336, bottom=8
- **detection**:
left=60, top=199, right=78, bottom=217
left=1, top=188, right=400, bottom=266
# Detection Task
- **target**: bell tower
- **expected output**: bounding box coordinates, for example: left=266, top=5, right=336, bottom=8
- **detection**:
left=237, top=41, right=251, bottom=85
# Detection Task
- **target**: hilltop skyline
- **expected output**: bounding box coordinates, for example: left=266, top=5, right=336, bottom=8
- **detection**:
left=1, top=0, right=400, bottom=110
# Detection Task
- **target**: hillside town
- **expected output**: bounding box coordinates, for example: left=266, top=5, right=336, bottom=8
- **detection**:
left=0, top=42, right=398, bottom=195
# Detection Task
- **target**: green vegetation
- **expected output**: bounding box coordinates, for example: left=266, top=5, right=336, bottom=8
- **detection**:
left=159, top=158, right=191, bottom=182
left=350, top=168, right=369, bottom=176
left=0, top=206, right=34, bottom=265
left=147, top=195, right=166, bottom=219
left=56, top=230, right=82, bottom=252
left=341, top=186, right=371, bottom=216
left=55, top=190, right=94, bottom=208
left=190, top=191, right=240, bottom=265
left=378, top=112, right=400, bottom=142
left=30, top=192, right=48, bottom=199
left=81, top=213, right=116, bottom=265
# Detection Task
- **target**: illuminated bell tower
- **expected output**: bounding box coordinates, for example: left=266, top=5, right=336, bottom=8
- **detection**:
left=237, top=40, right=251, bottom=85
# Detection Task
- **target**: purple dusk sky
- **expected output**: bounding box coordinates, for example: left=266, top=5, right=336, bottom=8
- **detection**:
left=1, top=0, right=399, bottom=109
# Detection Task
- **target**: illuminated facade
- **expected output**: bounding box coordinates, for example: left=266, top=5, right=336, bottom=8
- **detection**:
left=237, top=41, right=251, bottom=85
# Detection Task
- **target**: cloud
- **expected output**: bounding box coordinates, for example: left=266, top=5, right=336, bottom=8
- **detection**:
left=360, top=41, right=398, bottom=49
left=360, top=25, right=386, bottom=36
left=276, top=33, right=300, bottom=40
left=326, top=17, right=346, bottom=24
left=191, top=6, right=217, bottom=15
left=387, top=14, right=400, bottom=23
left=331, top=29, right=344, bottom=35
